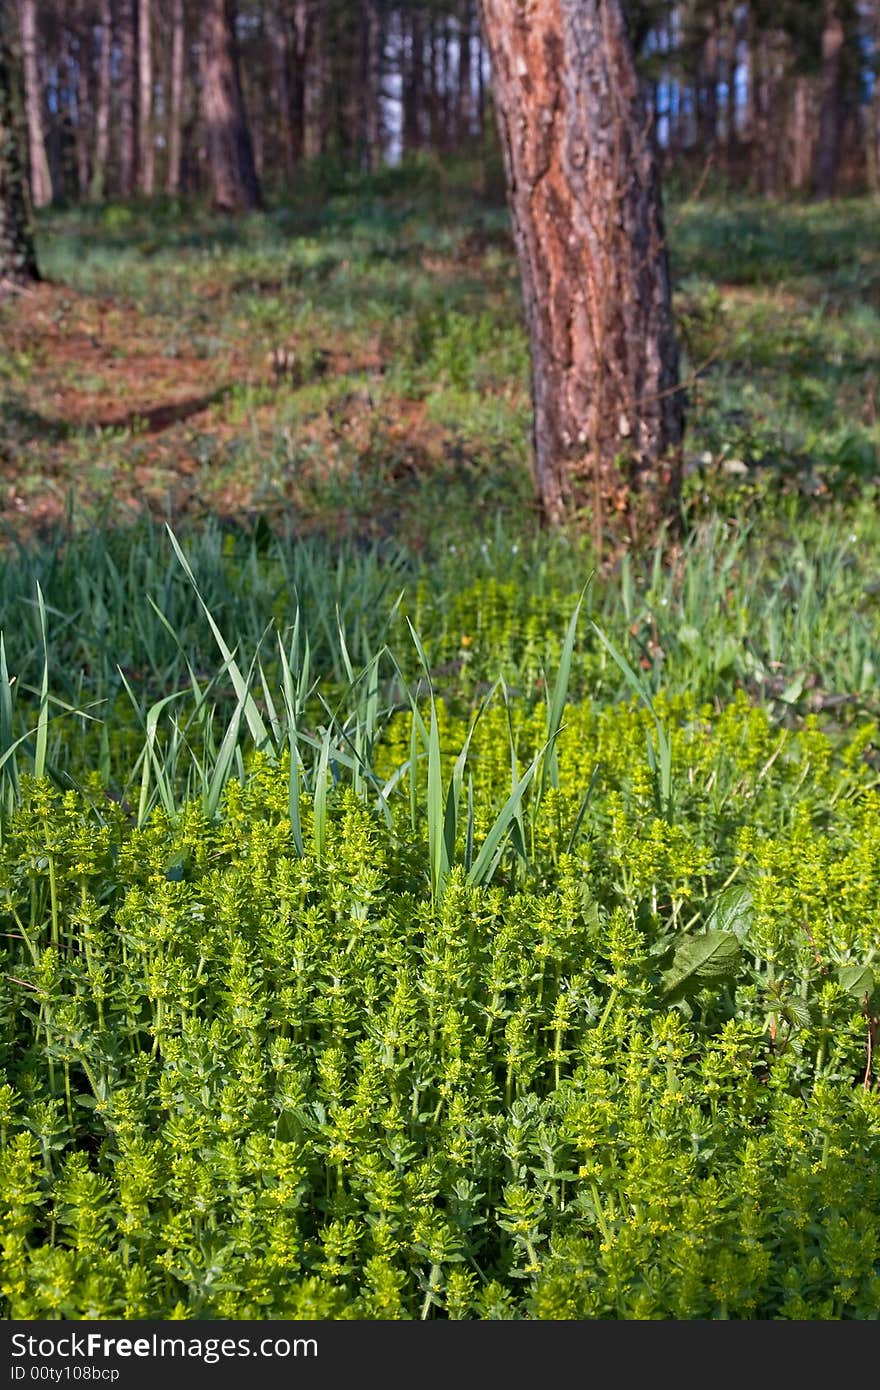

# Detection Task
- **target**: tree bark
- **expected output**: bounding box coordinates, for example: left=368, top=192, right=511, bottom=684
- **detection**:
left=0, top=12, right=39, bottom=288
left=200, top=0, right=262, bottom=210
left=479, top=0, right=683, bottom=547
left=19, top=0, right=51, bottom=207
left=166, top=0, right=185, bottom=194
left=138, top=0, right=154, bottom=194
left=92, top=0, right=112, bottom=199
left=118, top=0, right=138, bottom=198
left=812, top=0, right=844, bottom=199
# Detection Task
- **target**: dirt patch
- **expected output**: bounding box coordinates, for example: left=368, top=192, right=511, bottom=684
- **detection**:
left=0, top=279, right=479, bottom=546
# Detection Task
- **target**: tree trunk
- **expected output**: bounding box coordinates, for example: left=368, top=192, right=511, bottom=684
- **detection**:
left=302, top=0, right=323, bottom=160
left=92, top=0, right=112, bottom=199
left=360, top=0, right=382, bottom=170
left=789, top=76, right=813, bottom=193
left=138, top=0, right=154, bottom=194
left=479, top=0, right=683, bottom=547
left=812, top=0, right=844, bottom=199
left=0, top=13, right=39, bottom=287
left=698, top=19, right=719, bottom=151
left=73, top=4, right=92, bottom=200
left=271, top=0, right=295, bottom=176
left=873, top=1, right=880, bottom=195
left=200, top=0, right=262, bottom=210
left=118, top=0, right=138, bottom=198
left=403, top=9, right=423, bottom=153
left=166, top=0, right=185, bottom=194
left=19, top=0, right=51, bottom=207
left=458, top=0, right=475, bottom=142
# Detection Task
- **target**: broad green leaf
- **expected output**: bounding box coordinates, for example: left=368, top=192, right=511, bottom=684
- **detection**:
left=660, top=930, right=742, bottom=1000
left=705, top=886, right=753, bottom=941
left=837, top=963, right=875, bottom=1002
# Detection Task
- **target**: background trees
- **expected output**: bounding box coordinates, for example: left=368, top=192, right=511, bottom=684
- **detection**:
left=3, top=2, right=874, bottom=207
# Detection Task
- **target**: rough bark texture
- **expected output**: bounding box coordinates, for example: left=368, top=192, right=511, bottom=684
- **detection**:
left=813, top=0, right=844, bottom=199
left=200, top=0, right=262, bottom=211
left=19, top=0, right=51, bottom=207
left=0, top=15, right=39, bottom=288
left=479, top=0, right=683, bottom=545
left=138, top=0, right=154, bottom=194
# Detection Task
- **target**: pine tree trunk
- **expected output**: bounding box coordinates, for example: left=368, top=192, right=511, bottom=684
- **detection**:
left=200, top=0, right=262, bottom=210
left=19, top=0, right=51, bottom=207
left=1, top=13, right=39, bottom=287
left=458, top=0, right=475, bottom=142
left=789, top=76, right=813, bottom=192
left=874, top=1, right=880, bottom=195
left=118, top=0, right=138, bottom=197
left=73, top=4, right=92, bottom=200
left=166, top=0, right=185, bottom=194
left=290, top=0, right=311, bottom=163
left=403, top=9, right=423, bottom=153
left=139, top=0, right=154, bottom=194
left=698, top=19, right=718, bottom=151
left=92, top=0, right=112, bottom=199
left=271, top=0, right=295, bottom=176
left=479, top=0, right=683, bottom=546
left=302, top=0, right=323, bottom=160
left=813, top=0, right=844, bottom=199
left=360, top=0, right=382, bottom=170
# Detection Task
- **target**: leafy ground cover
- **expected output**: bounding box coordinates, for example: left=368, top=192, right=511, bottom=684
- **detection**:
left=1, top=160, right=879, bottom=1318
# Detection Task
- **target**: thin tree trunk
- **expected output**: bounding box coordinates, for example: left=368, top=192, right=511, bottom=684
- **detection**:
left=166, top=0, right=185, bottom=193
left=92, top=0, right=112, bottom=199
left=873, top=1, right=880, bottom=195
left=0, top=11, right=39, bottom=286
left=403, top=9, right=422, bottom=153
left=360, top=0, right=382, bottom=170
left=19, top=0, right=51, bottom=207
left=789, top=76, right=813, bottom=192
left=118, top=0, right=138, bottom=197
left=813, top=0, right=845, bottom=198
left=302, top=0, right=324, bottom=159
left=73, top=8, right=92, bottom=200
left=698, top=19, right=719, bottom=150
left=271, top=0, right=295, bottom=176
left=479, top=0, right=683, bottom=547
left=139, top=0, right=154, bottom=194
left=200, top=0, right=262, bottom=210
left=458, top=0, right=474, bottom=142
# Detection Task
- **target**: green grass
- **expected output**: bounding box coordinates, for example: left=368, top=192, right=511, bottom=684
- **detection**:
left=0, top=161, right=879, bottom=1319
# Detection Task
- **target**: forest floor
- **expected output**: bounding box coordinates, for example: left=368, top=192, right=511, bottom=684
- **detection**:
left=2, top=158, right=877, bottom=552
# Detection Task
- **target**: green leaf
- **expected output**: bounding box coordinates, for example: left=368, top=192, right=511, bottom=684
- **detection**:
left=837, top=963, right=875, bottom=1002
left=660, top=930, right=742, bottom=1000
left=705, top=886, right=753, bottom=941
